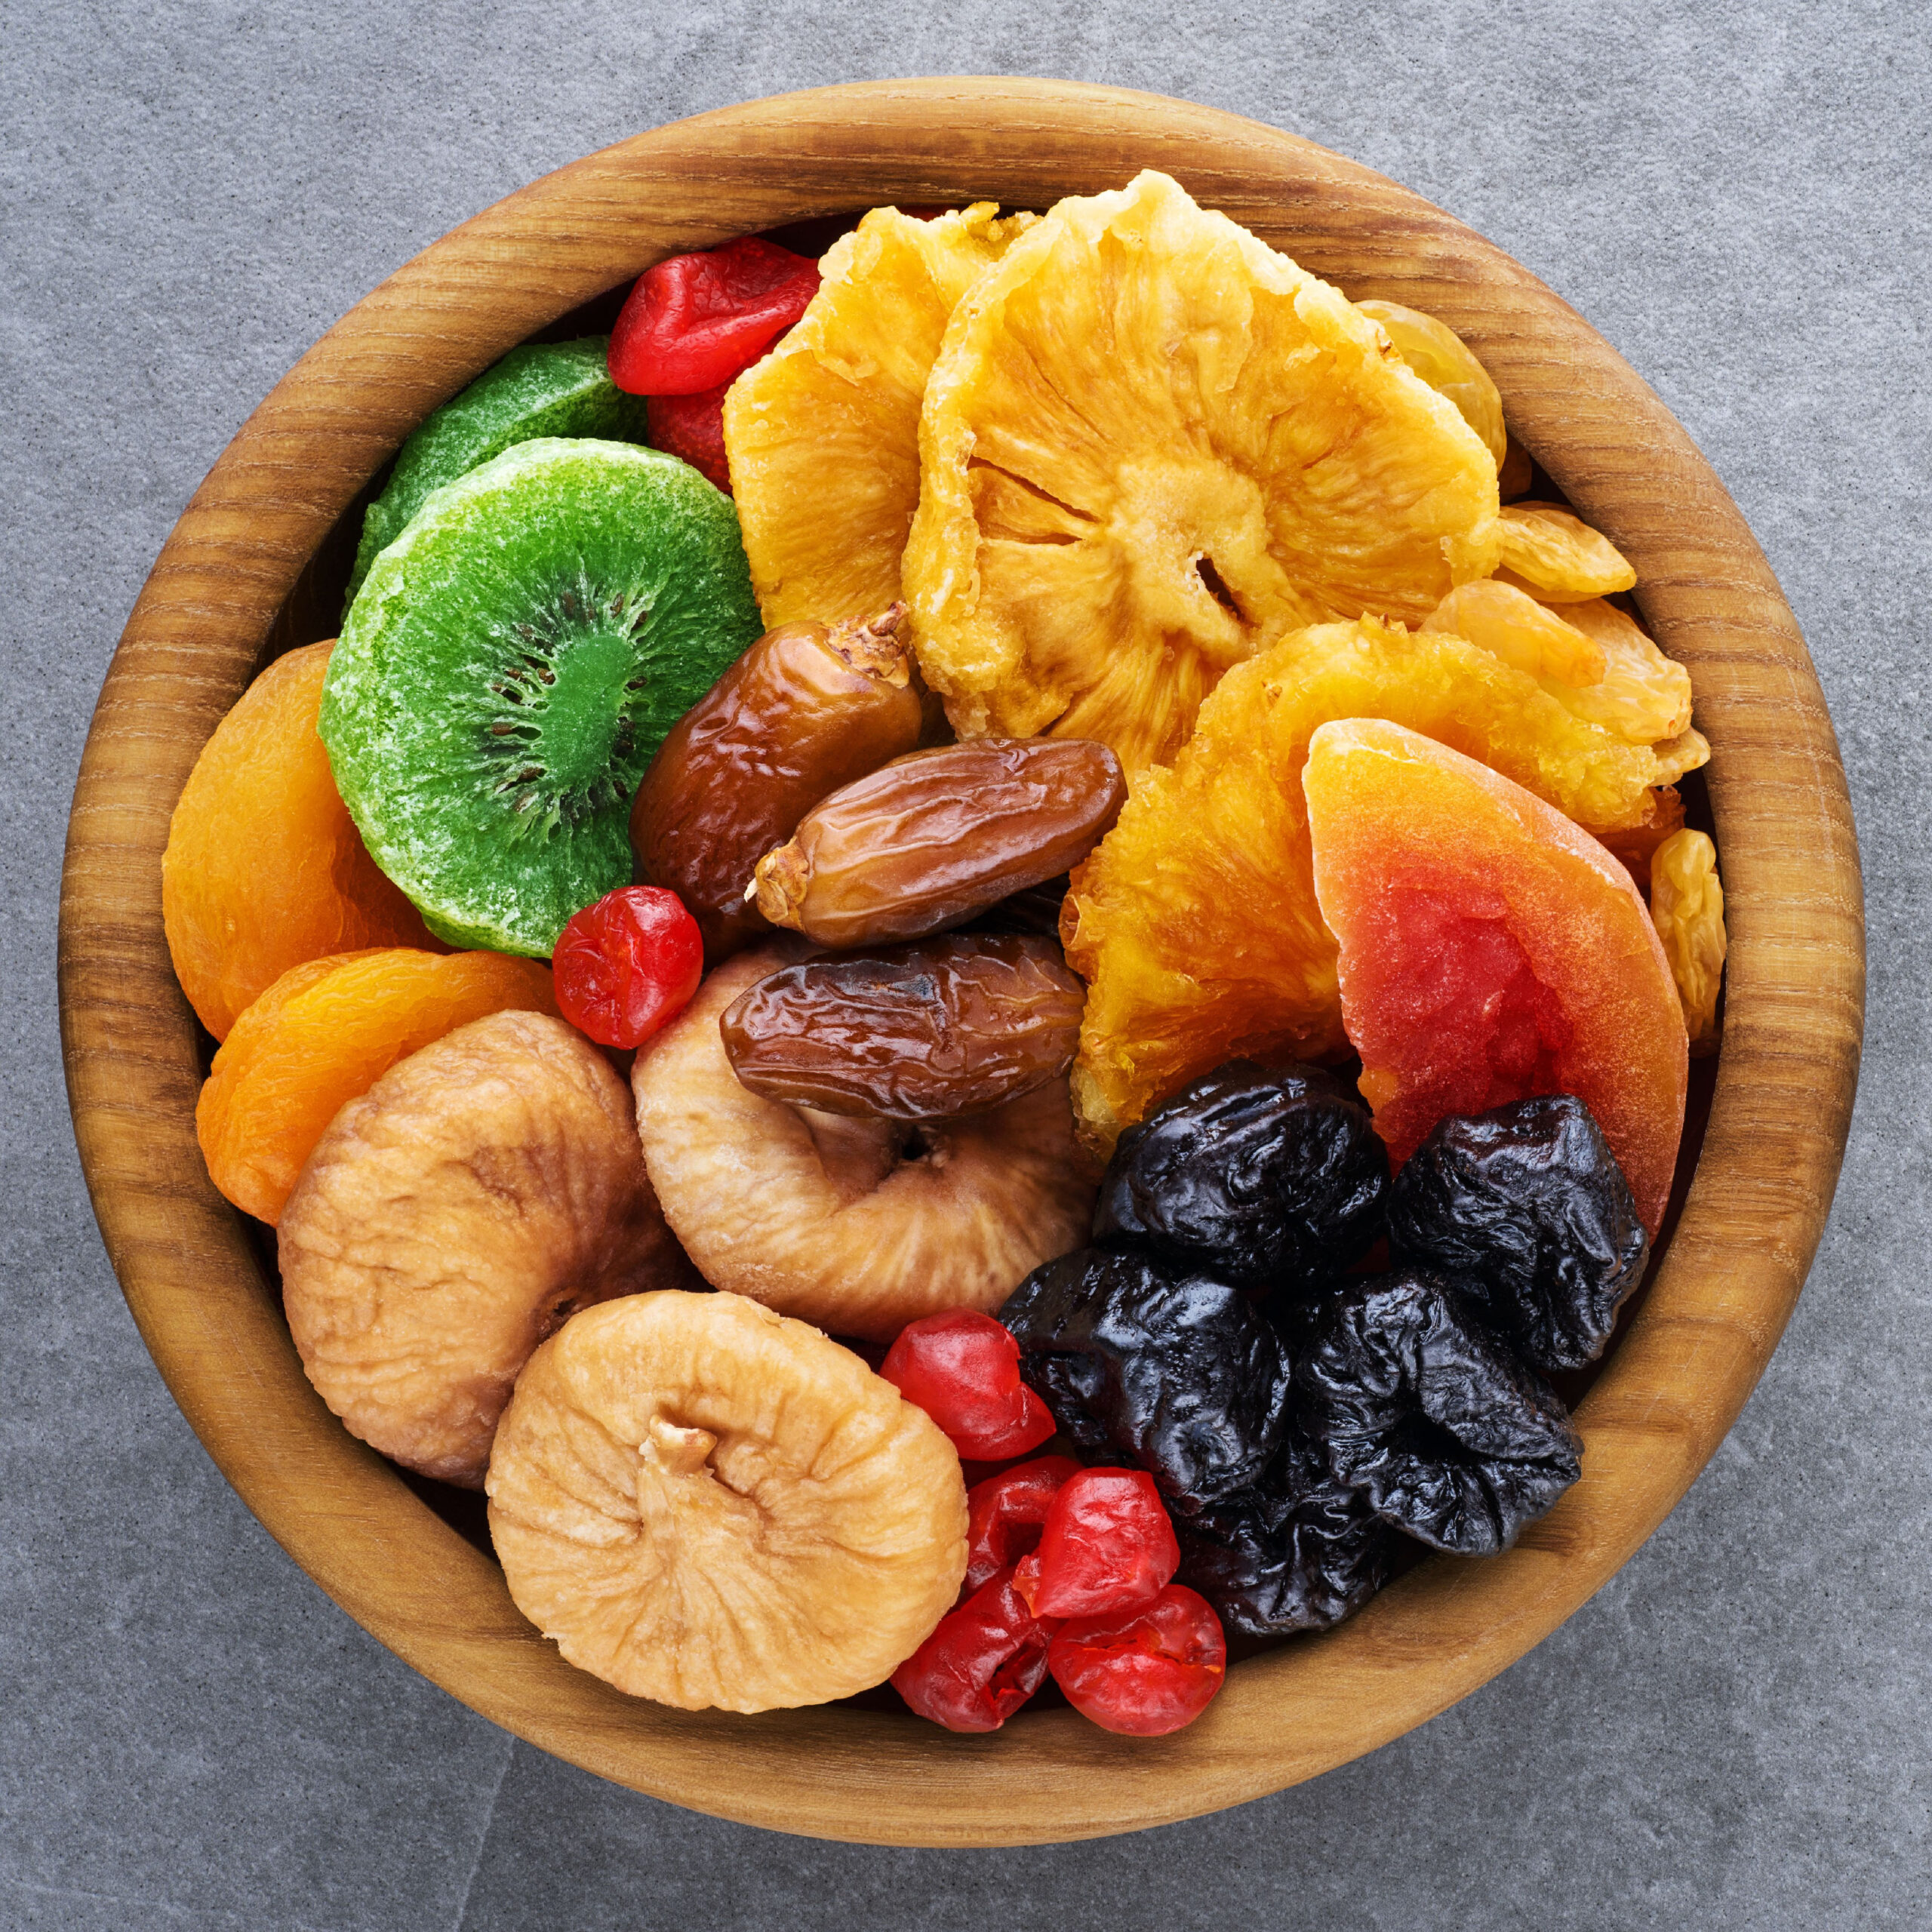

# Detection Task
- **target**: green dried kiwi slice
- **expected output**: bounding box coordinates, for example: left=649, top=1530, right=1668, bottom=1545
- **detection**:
left=343, top=338, right=649, bottom=611
left=321, top=438, right=763, bottom=956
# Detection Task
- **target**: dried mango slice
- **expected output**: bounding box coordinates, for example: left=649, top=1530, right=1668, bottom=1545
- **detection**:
left=723, top=203, right=1034, bottom=628
left=1650, top=828, right=1727, bottom=1053
left=1496, top=502, right=1636, bottom=602
left=1356, top=299, right=1506, bottom=467
left=906, top=171, right=1501, bottom=779
left=1063, top=618, right=1700, bottom=1149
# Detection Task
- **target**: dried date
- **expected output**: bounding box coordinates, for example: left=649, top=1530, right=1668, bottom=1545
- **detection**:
left=718, top=934, right=1085, bottom=1119
left=749, top=737, right=1125, bottom=949
left=629, top=603, right=923, bottom=959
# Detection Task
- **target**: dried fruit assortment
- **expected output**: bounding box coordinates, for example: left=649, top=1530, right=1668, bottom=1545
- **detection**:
left=162, top=168, right=1726, bottom=1740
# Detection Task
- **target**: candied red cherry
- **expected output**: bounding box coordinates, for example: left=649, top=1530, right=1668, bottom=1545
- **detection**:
left=891, top=1567, right=1057, bottom=1733
left=609, top=238, right=820, bottom=396
left=1048, top=1584, right=1226, bottom=1737
left=645, top=386, right=731, bottom=494
left=881, top=1309, right=1057, bottom=1460
left=961, top=1454, right=1081, bottom=1598
left=552, top=886, right=703, bottom=1049
left=1014, top=1466, right=1180, bottom=1620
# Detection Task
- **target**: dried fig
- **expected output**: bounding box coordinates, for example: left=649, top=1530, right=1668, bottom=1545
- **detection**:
left=281, top=1008, right=695, bottom=1488
left=486, top=1290, right=968, bottom=1711
left=632, top=944, right=1096, bottom=1340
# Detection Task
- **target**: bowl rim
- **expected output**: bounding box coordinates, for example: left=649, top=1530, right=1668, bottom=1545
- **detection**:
left=57, top=76, right=1865, bottom=1847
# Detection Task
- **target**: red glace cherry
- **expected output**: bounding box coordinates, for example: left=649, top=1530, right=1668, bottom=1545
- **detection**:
left=1048, top=1584, right=1226, bottom=1737
left=552, top=886, right=703, bottom=1049
left=880, top=1309, right=1057, bottom=1461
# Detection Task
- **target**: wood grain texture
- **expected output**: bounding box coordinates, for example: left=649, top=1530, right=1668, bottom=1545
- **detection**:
left=57, top=78, right=1863, bottom=1847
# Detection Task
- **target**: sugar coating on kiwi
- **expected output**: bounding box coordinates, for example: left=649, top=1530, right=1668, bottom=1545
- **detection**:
left=344, top=339, right=650, bottom=611
left=321, top=438, right=763, bottom=956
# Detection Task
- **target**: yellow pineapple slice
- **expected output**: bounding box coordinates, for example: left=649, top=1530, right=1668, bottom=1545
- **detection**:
left=1356, top=299, right=1507, bottom=467
left=905, top=171, right=1502, bottom=778
left=723, top=203, right=1035, bottom=627
left=1063, top=617, right=1706, bottom=1150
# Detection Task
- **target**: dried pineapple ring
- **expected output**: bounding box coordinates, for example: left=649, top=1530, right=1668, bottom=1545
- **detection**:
left=1496, top=502, right=1637, bottom=601
left=1423, top=580, right=1606, bottom=687
left=906, top=170, right=1501, bottom=778
left=1063, top=617, right=1704, bottom=1149
left=488, top=1291, right=968, bottom=1711
left=632, top=945, right=1095, bottom=1340
left=1355, top=299, right=1507, bottom=467
left=723, top=203, right=1034, bottom=628
left=1650, top=829, right=1727, bottom=1053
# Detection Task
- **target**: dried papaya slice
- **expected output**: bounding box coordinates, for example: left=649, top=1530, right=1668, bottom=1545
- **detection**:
left=723, top=203, right=1035, bottom=629
left=906, top=171, right=1500, bottom=779
left=196, top=947, right=558, bottom=1223
left=162, top=641, right=443, bottom=1040
left=1063, top=618, right=1700, bottom=1150
left=1495, top=502, right=1636, bottom=602
left=1355, top=299, right=1507, bottom=467
left=1650, top=829, right=1727, bottom=1054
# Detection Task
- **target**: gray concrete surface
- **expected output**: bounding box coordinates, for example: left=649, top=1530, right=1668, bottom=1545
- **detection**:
left=4, top=2, right=1927, bottom=1927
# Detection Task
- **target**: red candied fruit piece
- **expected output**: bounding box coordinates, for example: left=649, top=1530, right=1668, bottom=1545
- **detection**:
left=1048, top=1584, right=1227, bottom=1737
left=961, top=1455, right=1081, bottom=1599
left=881, top=1310, right=1057, bottom=1461
left=552, top=886, right=703, bottom=1049
left=1014, top=1467, right=1180, bottom=1620
left=891, top=1567, right=1057, bottom=1733
left=609, top=238, right=821, bottom=396
left=645, top=386, right=732, bottom=494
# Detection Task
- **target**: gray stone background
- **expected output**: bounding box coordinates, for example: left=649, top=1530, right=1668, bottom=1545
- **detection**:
left=4, top=0, right=1926, bottom=1925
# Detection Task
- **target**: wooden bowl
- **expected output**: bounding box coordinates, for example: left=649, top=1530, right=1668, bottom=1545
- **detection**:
left=58, top=78, right=1863, bottom=1847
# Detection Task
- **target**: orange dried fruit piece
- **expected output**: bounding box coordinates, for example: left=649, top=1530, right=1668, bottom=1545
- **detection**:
left=906, top=170, right=1501, bottom=779
left=1426, top=582, right=1697, bottom=746
left=1494, top=502, right=1637, bottom=602
left=1649, top=828, right=1727, bottom=1054
left=1063, top=618, right=1697, bottom=1151
left=1355, top=298, right=1507, bottom=466
left=723, top=202, right=1035, bottom=629
left=1303, top=717, right=1687, bottom=1235
left=196, top=946, right=558, bottom=1224
left=162, top=640, right=443, bottom=1040
left=281, top=1010, right=692, bottom=1488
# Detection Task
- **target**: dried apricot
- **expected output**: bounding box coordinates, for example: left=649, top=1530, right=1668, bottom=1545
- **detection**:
left=196, top=947, right=558, bottom=1224
left=1650, top=829, right=1727, bottom=1054
left=1063, top=618, right=1701, bottom=1149
left=162, top=641, right=442, bottom=1039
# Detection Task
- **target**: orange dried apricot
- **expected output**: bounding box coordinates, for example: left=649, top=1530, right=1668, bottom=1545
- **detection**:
left=196, top=947, right=558, bottom=1224
left=163, top=641, right=443, bottom=1040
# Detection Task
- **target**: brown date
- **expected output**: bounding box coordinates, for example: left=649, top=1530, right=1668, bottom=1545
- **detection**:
left=719, top=934, right=1086, bottom=1120
left=749, top=737, right=1125, bottom=949
left=629, top=603, right=923, bottom=960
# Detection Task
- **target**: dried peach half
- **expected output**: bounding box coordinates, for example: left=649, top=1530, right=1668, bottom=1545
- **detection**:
left=196, top=946, right=558, bottom=1224
left=282, top=1011, right=693, bottom=1487
left=1063, top=618, right=1702, bottom=1150
left=162, top=640, right=442, bottom=1040
left=906, top=170, right=1500, bottom=779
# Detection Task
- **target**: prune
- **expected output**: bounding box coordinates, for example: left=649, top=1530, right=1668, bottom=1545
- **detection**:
left=751, top=737, right=1126, bottom=948
left=1173, top=1439, right=1395, bottom=1637
left=1000, top=1245, right=1290, bottom=1506
left=1386, top=1094, right=1648, bottom=1373
left=1094, top=1059, right=1388, bottom=1290
left=718, top=933, right=1083, bottom=1119
left=1295, top=1270, right=1582, bottom=1555
left=629, top=603, right=923, bottom=959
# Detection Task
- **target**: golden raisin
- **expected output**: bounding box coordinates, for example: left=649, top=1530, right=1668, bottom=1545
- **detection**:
left=1649, top=829, right=1726, bottom=1053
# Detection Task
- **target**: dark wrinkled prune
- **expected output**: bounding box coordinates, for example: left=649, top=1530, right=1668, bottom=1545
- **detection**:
left=1000, top=1246, right=1290, bottom=1506
left=1094, top=1060, right=1388, bottom=1291
left=1296, top=1270, right=1582, bottom=1556
left=1387, top=1094, right=1649, bottom=1372
left=1173, top=1439, right=1395, bottom=1637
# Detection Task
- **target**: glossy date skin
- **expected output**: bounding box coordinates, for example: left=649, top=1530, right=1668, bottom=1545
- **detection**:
left=749, top=737, right=1126, bottom=949
left=629, top=604, right=923, bottom=960
left=719, top=934, right=1084, bottom=1120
